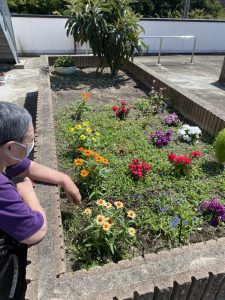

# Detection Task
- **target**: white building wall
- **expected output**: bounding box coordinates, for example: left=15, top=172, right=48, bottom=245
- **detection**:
left=11, top=16, right=225, bottom=55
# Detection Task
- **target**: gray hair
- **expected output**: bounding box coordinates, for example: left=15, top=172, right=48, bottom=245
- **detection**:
left=0, top=101, right=32, bottom=146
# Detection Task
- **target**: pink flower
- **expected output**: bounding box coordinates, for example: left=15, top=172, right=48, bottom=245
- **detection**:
left=120, top=100, right=127, bottom=105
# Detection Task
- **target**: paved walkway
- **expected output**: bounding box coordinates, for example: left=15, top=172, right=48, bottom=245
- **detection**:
left=134, top=55, right=225, bottom=114
left=0, top=57, right=40, bottom=106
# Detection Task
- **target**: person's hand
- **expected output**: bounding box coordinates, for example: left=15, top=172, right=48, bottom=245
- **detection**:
left=62, top=175, right=81, bottom=205
left=16, top=177, right=36, bottom=200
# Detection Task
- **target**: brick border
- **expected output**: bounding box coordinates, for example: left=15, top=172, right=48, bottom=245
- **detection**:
left=25, top=55, right=225, bottom=299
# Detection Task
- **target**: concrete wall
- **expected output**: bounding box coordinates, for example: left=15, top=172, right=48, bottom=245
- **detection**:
left=11, top=15, right=225, bottom=55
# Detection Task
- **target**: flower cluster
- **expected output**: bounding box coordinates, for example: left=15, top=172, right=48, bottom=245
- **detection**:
left=74, top=148, right=109, bottom=178
left=83, top=199, right=137, bottom=235
left=190, top=150, right=202, bottom=158
left=69, top=121, right=101, bottom=148
left=162, top=113, right=180, bottom=126
left=129, top=159, right=151, bottom=179
left=178, top=124, right=201, bottom=143
left=168, top=153, right=192, bottom=176
left=112, top=100, right=132, bottom=120
left=199, top=198, right=225, bottom=227
left=150, top=130, right=172, bottom=147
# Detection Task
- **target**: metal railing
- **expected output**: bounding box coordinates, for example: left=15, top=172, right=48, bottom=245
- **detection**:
left=140, top=35, right=197, bottom=64
left=0, top=0, right=18, bottom=63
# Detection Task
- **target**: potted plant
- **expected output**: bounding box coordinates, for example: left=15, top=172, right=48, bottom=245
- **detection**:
left=54, top=56, right=76, bottom=75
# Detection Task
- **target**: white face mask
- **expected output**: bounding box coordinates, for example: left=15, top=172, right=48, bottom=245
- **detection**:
left=7, top=140, right=35, bottom=161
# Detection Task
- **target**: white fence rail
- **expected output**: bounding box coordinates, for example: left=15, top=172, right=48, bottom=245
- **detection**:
left=11, top=15, right=225, bottom=55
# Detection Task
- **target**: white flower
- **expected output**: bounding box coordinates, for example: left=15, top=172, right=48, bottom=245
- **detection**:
left=178, top=129, right=185, bottom=136
left=182, top=124, right=191, bottom=131
left=182, top=135, right=192, bottom=142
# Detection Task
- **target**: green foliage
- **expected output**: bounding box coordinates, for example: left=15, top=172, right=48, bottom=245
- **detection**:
left=213, top=128, right=225, bottom=163
left=55, top=97, right=225, bottom=268
left=68, top=200, right=137, bottom=269
left=65, top=0, right=145, bottom=77
left=54, top=56, right=75, bottom=67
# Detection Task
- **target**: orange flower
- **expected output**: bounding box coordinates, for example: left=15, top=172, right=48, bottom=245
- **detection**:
left=84, top=149, right=93, bottom=156
left=80, top=169, right=89, bottom=177
left=127, top=210, right=136, bottom=219
left=101, top=158, right=109, bottom=164
left=96, top=214, right=105, bottom=224
left=102, top=222, right=111, bottom=231
left=74, top=158, right=83, bottom=166
left=80, top=91, right=92, bottom=101
left=96, top=199, right=107, bottom=206
left=114, top=201, right=124, bottom=209
left=95, top=155, right=103, bottom=163
left=77, top=147, right=85, bottom=152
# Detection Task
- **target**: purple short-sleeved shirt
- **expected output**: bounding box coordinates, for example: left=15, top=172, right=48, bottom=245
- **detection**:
left=0, top=158, right=44, bottom=241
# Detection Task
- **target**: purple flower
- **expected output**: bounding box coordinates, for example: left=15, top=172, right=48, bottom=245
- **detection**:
left=199, top=198, right=225, bottom=227
left=150, top=129, right=172, bottom=147
left=162, top=113, right=179, bottom=126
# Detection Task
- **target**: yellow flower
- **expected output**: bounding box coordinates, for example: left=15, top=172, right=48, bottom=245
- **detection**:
left=80, top=134, right=86, bottom=140
left=96, top=199, right=107, bottom=206
left=105, top=202, right=112, bottom=208
left=75, top=124, right=82, bottom=130
left=95, top=132, right=101, bottom=136
left=69, top=127, right=75, bottom=132
left=96, top=214, right=105, bottom=224
left=82, top=121, right=89, bottom=127
left=114, top=201, right=124, bottom=209
left=74, top=158, right=83, bottom=166
left=102, top=222, right=111, bottom=231
left=127, top=210, right=136, bottom=219
left=84, top=208, right=92, bottom=215
left=85, top=127, right=92, bottom=133
left=80, top=169, right=89, bottom=177
left=92, top=137, right=97, bottom=142
left=128, top=227, right=136, bottom=236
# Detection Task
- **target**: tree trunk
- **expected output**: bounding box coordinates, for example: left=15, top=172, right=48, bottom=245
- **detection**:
left=219, top=57, right=225, bottom=83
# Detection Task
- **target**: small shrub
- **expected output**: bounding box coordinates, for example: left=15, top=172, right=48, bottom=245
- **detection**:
left=150, top=130, right=172, bottom=147
left=54, top=56, right=75, bottom=67
left=199, top=198, right=225, bottom=227
left=213, top=128, right=225, bottom=163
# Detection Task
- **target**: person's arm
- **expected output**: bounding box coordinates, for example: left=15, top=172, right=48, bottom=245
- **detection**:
left=19, top=161, right=81, bottom=205
left=16, top=177, right=47, bottom=245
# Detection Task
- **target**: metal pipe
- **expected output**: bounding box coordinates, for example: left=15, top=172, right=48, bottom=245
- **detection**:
left=158, top=37, right=162, bottom=65
left=190, top=37, right=197, bottom=64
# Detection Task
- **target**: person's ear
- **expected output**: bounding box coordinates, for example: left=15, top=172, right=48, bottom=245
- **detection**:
left=3, top=141, right=26, bottom=160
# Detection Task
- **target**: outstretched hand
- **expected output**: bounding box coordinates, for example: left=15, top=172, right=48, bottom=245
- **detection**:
left=62, top=175, right=81, bottom=205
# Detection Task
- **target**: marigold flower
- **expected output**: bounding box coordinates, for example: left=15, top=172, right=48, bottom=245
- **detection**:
left=85, top=127, right=92, bottom=133
left=114, top=201, right=124, bottom=209
left=80, top=134, right=86, bottom=140
left=77, top=147, right=85, bottom=152
left=74, top=158, right=83, bottom=166
left=84, top=208, right=92, bottom=215
left=96, top=199, right=107, bottom=206
left=82, top=121, right=89, bottom=127
left=84, top=149, right=93, bottom=156
left=105, top=202, right=112, bottom=208
left=128, top=227, right=136, bottom=236
left=127, top=210, right=136, bottom=219
left=102, top=222, right=111, bottom=231
left=95, top=132, right=101, bottom=136
left=69, top=127, right=75, bottom=132
left=80, top=169, right=89, bottom=177
left=96, top=214, right=105, bottom=224
left=75, top=124, right=82, bottom=130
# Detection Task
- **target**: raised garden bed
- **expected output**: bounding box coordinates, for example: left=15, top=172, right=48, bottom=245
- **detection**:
left=50, top=66, right=225, bottom=271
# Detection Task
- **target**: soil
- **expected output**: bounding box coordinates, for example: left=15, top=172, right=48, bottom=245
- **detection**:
left=50, top=67, right=225, bottom=271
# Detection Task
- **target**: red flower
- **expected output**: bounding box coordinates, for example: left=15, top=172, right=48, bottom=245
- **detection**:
left=129, top=163, right=136, bottom=169
left=112, top=105, right=119, bottom=112
left=168, top=153, right=177, bottom=162
left=120, top=100, right=127, bottom=105
left=190, top=150, right=202, bottom=158
left=176, top=156, right=191, bottom=164
left=143, top=163, right=151, bottom=170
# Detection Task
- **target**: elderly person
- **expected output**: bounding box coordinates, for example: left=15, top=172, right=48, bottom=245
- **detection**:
left=0, top=101, right=81, bottom=245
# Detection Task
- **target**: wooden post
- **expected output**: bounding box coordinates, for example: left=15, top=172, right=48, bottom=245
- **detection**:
left=219, top=57, right=225, bottom=83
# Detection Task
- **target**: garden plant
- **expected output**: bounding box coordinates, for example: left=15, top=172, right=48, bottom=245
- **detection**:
left=55, top=86, right=225, bottom=270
